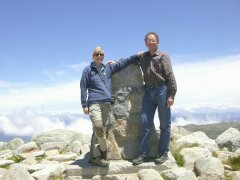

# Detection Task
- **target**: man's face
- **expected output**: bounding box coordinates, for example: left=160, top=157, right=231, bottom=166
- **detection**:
left=145, top=34, right=159, bottom=51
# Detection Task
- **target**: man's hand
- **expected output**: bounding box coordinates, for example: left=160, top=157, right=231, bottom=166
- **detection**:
left=167, top=97, right=174, bottom=107
left=83, top=107, right=89, bottom=114
left=137, top=51, right=144, bottom=57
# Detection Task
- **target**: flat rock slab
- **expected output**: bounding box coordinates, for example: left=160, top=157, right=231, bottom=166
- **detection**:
left=66, top=156, right=176, bottom=178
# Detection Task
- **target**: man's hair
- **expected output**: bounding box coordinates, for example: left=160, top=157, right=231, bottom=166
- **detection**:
left=144, top=32, right=159, bottom=43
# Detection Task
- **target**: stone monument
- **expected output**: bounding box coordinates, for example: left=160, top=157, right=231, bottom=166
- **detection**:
left=107, top=64, right=159, bottom=160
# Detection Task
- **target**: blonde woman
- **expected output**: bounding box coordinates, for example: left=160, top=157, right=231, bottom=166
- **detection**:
left=80, top=47, right=138, bottom=166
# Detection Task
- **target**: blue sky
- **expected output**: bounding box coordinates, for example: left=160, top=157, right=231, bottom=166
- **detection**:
left=1, top=0, right=239, bottom=82
left=0, top=0, right=240, bottom=139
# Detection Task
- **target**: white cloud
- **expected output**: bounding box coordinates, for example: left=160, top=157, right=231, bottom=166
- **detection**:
left=0, top=108, right=92, bottom=137
left=66, top=62, right=89, bottom=71
left=56, top=70, right=66, bottom=75
left=0, top=80, right=12, bottom=88
left=171, top=116, right=220, bottom=127
left=1, top=54, right=239, bottom=114
left=0, top=54, right=240, bottom=138
left=173, top=54, right=240, bottom=107
left=0, top=80, right=81, bottom=113
left=38, top=69, right=68, bottom=81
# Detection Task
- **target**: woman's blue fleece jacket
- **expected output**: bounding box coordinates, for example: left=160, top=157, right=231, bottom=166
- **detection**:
left=80, top=55, right=138, bottom=108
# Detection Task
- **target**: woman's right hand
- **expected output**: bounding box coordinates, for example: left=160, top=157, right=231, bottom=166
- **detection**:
left=83, top=107, right=89, bottom=114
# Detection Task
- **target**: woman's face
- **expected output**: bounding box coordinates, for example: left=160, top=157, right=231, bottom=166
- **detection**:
left=93, top=52, right=104, bottom=65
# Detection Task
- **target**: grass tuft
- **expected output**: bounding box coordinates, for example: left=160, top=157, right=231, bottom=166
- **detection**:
left=8, top=155, right=23, bottom=163
left=0, top=164, right=9, bottom=169
left=170, top=143, right=199, bottom=167
left=161, top=173, right=173, bottom=180
left=212, top=151, right=218, bottom=158
left=225, top=155, right=240, bottom=171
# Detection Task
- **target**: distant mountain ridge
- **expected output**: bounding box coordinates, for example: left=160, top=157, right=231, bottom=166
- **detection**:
left=180, top=121, right=240, bottom=139
left=172, top=105, right=240, bottom=123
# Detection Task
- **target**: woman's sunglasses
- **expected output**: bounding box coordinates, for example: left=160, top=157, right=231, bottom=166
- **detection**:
left=94, top=53, right=104, bottom=56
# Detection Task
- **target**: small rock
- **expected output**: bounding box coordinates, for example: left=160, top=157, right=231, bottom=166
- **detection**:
left=138, top=169, right=163, bottom=180
left=1, top=164, right=34, bottom=180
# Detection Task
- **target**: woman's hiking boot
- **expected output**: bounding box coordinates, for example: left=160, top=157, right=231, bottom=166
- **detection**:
left=91, top=157, right=109, bottom=167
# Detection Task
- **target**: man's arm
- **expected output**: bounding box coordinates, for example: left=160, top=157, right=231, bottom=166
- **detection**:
left=162, top=54, right=177, bottom=107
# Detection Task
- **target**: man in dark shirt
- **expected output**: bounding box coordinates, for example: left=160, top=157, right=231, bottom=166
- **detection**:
left=133, top=32, right=177, bottom=165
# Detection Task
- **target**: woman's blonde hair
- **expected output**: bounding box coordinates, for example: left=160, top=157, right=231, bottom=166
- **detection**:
left=92, top=46, right=104, bottom=57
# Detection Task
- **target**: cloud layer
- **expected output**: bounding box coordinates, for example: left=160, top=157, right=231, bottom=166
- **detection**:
left=0, top=54, right=240, bottom=139
left=0, top=108, right=92, bottom=138
left=0, top=80, right=80, bottom=113
left=174, top=54, right=240, bottom=107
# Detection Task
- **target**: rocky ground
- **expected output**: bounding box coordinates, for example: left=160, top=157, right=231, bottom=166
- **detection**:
left=0, top=126, right=240, bottom=180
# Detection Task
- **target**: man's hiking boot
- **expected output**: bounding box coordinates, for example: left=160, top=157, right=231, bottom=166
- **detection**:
left=154, top=154, right=168, bottom=164
left=132, top=156, right=150, bottom=165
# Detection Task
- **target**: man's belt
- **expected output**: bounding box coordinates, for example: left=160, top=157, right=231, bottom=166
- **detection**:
left=144, top=82, right=164, bottom=88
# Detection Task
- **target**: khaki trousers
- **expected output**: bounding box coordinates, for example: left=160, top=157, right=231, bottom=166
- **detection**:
left=89, top=103, right=111, bottom=157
